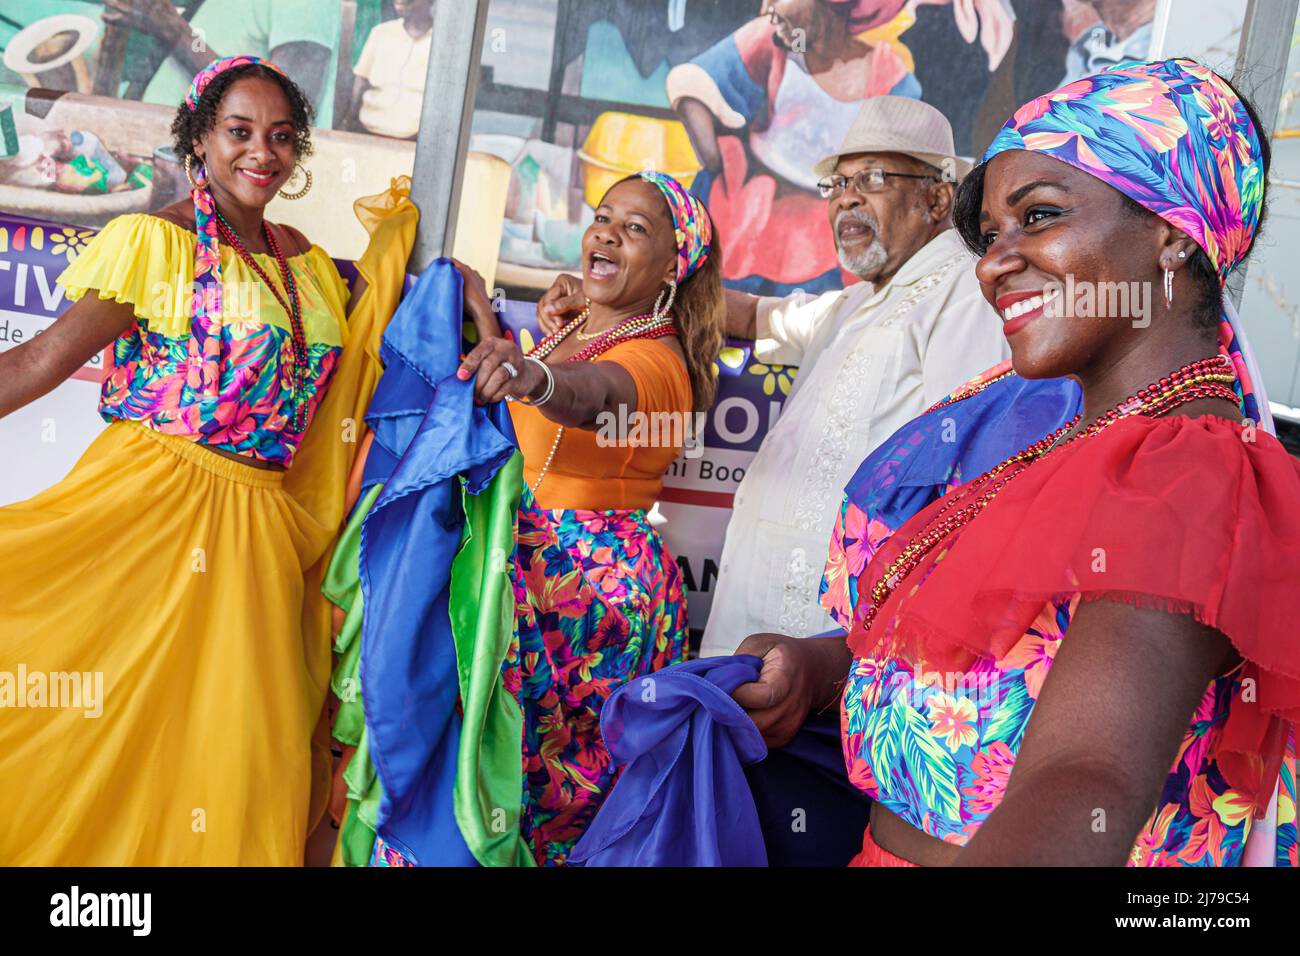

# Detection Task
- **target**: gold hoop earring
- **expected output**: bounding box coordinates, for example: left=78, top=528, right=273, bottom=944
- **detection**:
left=279, top=163, right=312, bottom=200
left=184, top=154, right=208, bottom=190
left=653, top=279, right=677, bottom=322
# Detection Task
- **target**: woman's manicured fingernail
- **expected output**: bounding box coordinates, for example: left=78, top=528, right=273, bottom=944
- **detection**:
left=456, top=368, right=470, bottom=380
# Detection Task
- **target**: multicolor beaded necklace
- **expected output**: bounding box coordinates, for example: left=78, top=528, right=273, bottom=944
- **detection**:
left=926, top=369, right=1015, bottom=414
left=534, top=310, right=672, bottom=361
left=215, top=210, right=309, bottom=431
left=857, top=355, right=1239, bottom=640
left=524, top=309, right=678, bottom=495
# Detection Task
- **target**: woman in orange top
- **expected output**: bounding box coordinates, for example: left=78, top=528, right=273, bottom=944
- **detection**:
left=452, top=172, right=725, bottom=865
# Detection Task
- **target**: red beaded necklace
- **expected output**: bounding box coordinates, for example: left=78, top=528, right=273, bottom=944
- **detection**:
left=857, top=355, right=1239, bottom=639
left=529, top=310, right=675, bottom=363
left=215, top=211, right=309, bottom=431
left=926, top=369, right=1015, bottom=414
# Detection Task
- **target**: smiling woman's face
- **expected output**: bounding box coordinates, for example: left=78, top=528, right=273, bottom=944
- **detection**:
left=582, top=178, right=678, bottom=311
left=974, top=149, right=1167, bottom=380
left=195, top=76, right=299, bottom=213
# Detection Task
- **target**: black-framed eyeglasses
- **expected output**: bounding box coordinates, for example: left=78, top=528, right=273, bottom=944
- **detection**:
left=817, top=167, right=939, bottom=199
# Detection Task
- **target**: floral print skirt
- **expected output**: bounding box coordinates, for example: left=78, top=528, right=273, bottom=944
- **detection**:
left=504, top=488, right=688, bottom=866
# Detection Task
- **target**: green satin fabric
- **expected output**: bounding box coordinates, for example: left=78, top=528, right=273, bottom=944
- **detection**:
left=449, top=452, right=533, bottom=867
left=322, top=482, right=384, bottom=867
left=323, top=455, right=529, bottom=866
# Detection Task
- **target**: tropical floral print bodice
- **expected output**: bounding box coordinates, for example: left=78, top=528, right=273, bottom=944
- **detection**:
left=823, top=470, right=1297, bottom=868
left=56, top=214, right=350, bottom=465
left=817, top=361, right=1297, bottom=867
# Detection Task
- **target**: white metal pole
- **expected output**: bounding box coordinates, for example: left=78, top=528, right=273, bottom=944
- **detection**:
left=407, top=0, right=491, bottom=273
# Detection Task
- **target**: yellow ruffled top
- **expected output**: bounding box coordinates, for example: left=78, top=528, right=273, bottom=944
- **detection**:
left=59, top=213, right=349, bottom=343
left=57, top=213, right=352, bottom=465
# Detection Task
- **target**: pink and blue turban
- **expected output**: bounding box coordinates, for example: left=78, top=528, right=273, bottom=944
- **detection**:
left=982, top=57, right=1271, bottom=427
left=185, top=54, right=286, bottom=112
left=635, top=170, right=713, bottom=284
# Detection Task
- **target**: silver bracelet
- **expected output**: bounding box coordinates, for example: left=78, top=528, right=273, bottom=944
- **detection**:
left=513, top=356, right=555, bottom=407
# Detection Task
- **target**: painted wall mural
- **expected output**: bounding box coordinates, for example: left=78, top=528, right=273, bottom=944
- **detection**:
left=0, top=2, right=428, bottom=257
left=472, top=0, right=1156, bottom=295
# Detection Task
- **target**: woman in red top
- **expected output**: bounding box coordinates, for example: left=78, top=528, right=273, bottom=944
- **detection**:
left=734, top=59, right=1300, bottom=866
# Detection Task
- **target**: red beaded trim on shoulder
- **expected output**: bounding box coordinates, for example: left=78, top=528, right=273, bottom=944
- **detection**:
left=857, top=355, right=1238, bottom=641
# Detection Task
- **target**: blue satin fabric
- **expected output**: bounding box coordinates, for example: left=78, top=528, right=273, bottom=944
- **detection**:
left=357, top=260, right=517, bottom=866
left=570, top=655, right=769, bottom=867
left=842, top=374, right=1084, bottom=525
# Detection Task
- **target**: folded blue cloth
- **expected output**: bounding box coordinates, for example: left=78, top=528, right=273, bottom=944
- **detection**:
left=842, top=374, right=1082, bottom=527
left=570, top=655, right=769, bottom=866
left=358, top=259, right=517, bottom=866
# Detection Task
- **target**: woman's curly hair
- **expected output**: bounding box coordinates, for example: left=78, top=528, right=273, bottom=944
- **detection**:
left=170, top=62, right=315, bottom=163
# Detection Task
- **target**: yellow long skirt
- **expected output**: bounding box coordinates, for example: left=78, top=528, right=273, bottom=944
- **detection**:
left=0, top=179, right=416, bottom=865
left=0, top=422, right=331, bottom=865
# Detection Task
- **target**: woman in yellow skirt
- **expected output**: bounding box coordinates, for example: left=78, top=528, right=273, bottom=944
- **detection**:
left=0, top=55, right=415, bottom=865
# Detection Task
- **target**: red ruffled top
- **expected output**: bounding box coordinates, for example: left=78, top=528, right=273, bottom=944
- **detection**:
left=847, top=413, right=1300, bottom=810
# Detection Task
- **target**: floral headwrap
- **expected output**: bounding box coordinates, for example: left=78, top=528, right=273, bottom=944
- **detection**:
left=186, top=54, right=285, bottom=111
left=635, top=170, right=713, bottom=284
left=184, top=55, right=286, bottom=407
left=982, top=58, right=1271, bottom=428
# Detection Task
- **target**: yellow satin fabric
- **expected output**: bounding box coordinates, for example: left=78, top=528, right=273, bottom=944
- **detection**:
left=0, top=178, right=416, bottom=865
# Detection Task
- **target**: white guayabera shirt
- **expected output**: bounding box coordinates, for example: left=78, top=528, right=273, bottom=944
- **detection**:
left=699, top=229, right=1010, bottom=657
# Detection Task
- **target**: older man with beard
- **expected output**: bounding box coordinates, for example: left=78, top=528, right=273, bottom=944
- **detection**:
left=538, top=97, right=1008, bottom=654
